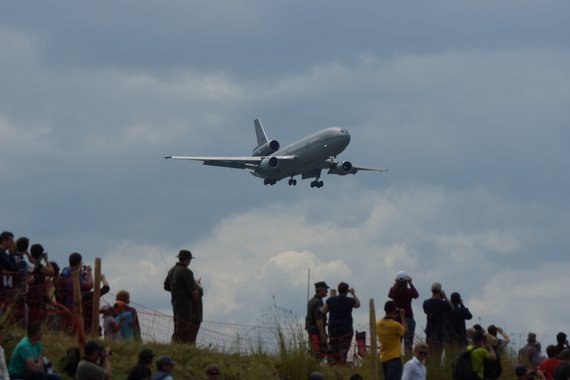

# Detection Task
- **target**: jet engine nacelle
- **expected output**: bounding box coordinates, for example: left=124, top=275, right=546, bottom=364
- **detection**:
left=260, top=156, right=279, bottom=171
left=328, top=161, right=353, bottom=175
left=252, top=140, right=280, bottom=156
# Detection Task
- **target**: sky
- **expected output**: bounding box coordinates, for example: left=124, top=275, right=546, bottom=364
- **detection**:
left=1, top=1, right=569, bottom=347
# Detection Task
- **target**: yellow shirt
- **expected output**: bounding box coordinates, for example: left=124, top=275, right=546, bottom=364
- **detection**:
left=376, top=318, right=405, bottom=361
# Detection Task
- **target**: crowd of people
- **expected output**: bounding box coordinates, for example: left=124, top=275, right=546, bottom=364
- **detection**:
left=306, top=271, right=570, bottom=380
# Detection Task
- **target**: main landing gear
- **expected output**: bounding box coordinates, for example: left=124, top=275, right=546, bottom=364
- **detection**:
left=264, top=178, right=277, bottom=185
left=310, top=179, right=324, bottom=188
left=288, top=178, right=297, bottom=186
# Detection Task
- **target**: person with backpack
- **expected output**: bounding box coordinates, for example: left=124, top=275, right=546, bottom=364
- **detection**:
left=467, top=330, right=497, bottom=380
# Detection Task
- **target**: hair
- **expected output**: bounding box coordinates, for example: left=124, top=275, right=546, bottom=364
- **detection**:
left=558, top=349, right=570, bottom=361
left=50, top=261, right=60, bottom=277
left=472, top=330, right=485, bottom=344
left=338, top=282, right=349, bottom=294
left=487, top=325, right=498, bottom=336
left=414, top=342, right=429, bottom=354
left=27, top=323, right=42, bottom=337
left=384, top=300, right=397, bottom=313
left=473, top=324, right=484, bottom=332
left=0, top=231, right=14, bottom=243
left=69, top=252, right=82, bottom=267
left=546, top=345, right=557, bottom=358
left=116, top=289, right=130, bottom=303
left=450, top=292, right=461, bottom=305
left=15, top=237, right=29, bottom=252
left=30, top=244, right=44, bottom=259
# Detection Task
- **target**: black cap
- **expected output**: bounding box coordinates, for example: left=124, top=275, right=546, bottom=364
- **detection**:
left=314, top=281, right=329, bottom=289
left=84, top=341, right=103, bottom=355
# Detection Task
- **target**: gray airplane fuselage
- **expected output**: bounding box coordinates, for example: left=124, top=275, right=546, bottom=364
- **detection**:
left=254, top=127, right=350, bottom=180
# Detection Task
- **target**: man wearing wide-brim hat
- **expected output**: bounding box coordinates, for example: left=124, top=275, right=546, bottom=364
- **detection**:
left=164, top=249, right=203, bottom=344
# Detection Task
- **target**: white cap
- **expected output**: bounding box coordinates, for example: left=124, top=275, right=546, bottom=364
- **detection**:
left=395, top=271, right=408, bottom=281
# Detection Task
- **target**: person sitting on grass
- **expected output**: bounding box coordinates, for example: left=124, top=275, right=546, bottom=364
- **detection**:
left=152, top=355, right=175, bottom=380
left=75, top=340, right=112, bottom=380
left=127, top=348, right=154, bottom=380
left=8, top=323, right=61, bottom=380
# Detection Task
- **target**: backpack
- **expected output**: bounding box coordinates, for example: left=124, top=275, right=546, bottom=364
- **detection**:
left=484, top=345, right=502, bottom=379
left=60, top=347, right=81, bottom=377
left=452, top=348, right=480, bottom=380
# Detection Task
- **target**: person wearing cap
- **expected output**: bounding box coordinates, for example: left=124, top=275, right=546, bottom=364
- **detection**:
left=205, top=363, right=220, bottom=379
left=164, top=249, right=203, bottom=344
left=152, top=355, right=174, bottom=380
left=377, top=300, right=407, bottom=380
left=127, top=348, right=154, bottom=380
left=76, top=340, right=112, bottom=380
left=305, top=281, right=330, bottom=357
left=422, top=282, right=452, bottom=361
left=518, top=333, right=541, bottom=369
left=388, top=271, right=419, bottom=353
left=322, top=281, right=360, bottom=363
left=308, top=371, right=325, bottom=380
left=555, top=332, right=569, bottom=355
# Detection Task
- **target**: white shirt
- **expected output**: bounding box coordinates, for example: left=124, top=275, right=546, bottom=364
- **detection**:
left=402, top=355, right=426, bottom=380
left=0, top=346, right=9, bottom=380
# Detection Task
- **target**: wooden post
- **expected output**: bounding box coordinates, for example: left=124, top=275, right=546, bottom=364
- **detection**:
left=72, top=268, right=85, bottom=344
left=91, top=258, right=102, bottom=336
left=369, top=298, right=379, bottom=380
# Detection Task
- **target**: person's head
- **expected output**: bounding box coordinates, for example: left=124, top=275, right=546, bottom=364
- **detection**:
left=205, top=363, right=220, bottom=379
left=557, top=332, right=567, bottom=344
left=15, top=237, right=29, bottom=253
left=50, top=261, right=60, bottom=277
left=156, top=355, right=174, bottom=373
left=414, top=342, right=429, bottom=362
left=69, top=252, right=82, bottom=268
left=545, top=345, right=557, bottom=358
left=450, top=292, right=461, bottom=305
left=314, top=281, right=329, bottom=297
left=384, top=300, right=399, bottom=318
left=473, top=324, right=484, bottom=333
left=116, top=289, right=130, bottom=304
left=84, top=340, right=104, bottom=361
left=309, top=372, right=325, bottom=380
left=27, top=323, right=42, bottom=342
left=431, top=282, right=442, bottom=295
left=177, top=249, right=193, bottom=265
left=138, top=348, right=154, bottom=366
left=30, top=244, right=44, bottom=260
left=100, top=304, right=117, bottom=317
left=0, top=231, right=14, bottom=249
left=337, top=282, right=349, bottom=295
left=558, top=349, right=570, bottom=361
left=487, top=325, right=498, bottom=337
left=515, top=365, right=528, bottom=378
left=527, top=332, right=537, bottom=345
left=472, top=330, right=486, bottom=346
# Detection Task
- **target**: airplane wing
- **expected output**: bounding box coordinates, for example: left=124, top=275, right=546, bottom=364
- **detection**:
left=164, top=155, right=296, bottom=170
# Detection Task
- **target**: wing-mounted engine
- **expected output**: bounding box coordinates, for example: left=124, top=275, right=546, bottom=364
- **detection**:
left=252, top=140, right=280, bottom=156
left=260, top=156, right=279, bottom=171
left=328, top=160, right=354, bottom=175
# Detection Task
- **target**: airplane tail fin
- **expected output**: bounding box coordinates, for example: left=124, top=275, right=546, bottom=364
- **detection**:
left=254, top=118, right=269, bottom=146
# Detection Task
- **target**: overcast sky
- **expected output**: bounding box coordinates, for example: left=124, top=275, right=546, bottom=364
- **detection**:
left=1, top=1, right=569, bottom=346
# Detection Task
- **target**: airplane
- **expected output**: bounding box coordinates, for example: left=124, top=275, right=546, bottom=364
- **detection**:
left=165, top=118, right=387, bottom=188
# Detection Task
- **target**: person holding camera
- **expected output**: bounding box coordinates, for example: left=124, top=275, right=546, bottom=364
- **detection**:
left=322, top=282, right=361, bottom=363
left=422, top=282, right=453, bottom=361
left=377, top=300, right=407, bottom=380
left=75, top=340, right=112, bottom=380
left=388, top=271, right=419, bottom=353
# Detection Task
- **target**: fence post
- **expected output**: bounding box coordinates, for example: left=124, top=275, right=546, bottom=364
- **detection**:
left=369, top=298, right=378, bottom=380
left=91, top=258, right=101, bottom=335
left=72, top=268, right=86, bottom=345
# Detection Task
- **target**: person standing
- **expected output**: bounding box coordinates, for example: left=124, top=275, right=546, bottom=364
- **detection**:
left=164, top=250, right=201, bottom=344
left=467, top=330, right=497, bottom=380
left=446, top=292, right=472, bottom=348
left=0, top=231, right=17, bottom=313
left=377, top=300, right=407, bottom=380
left=305, top=281, right=329, bottom=357
left=388, top=271, right=419, bottom=353
left=322, top=282, right=360, bottom=363
left=422, top=282, right=452, bottom=361
left=402, top=342, right=429, bottom=380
